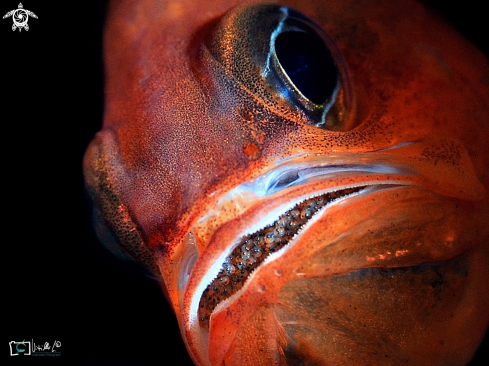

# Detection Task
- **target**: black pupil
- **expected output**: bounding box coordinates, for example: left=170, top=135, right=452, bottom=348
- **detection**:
left=275, top=26, right=337, bottom=105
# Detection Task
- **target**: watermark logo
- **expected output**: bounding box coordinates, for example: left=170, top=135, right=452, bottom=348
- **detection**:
left=3, top=3, right=38, bottom=32
left=9, top=340, right=31, bottom=356
left=9, top=339, right=61, bottom=357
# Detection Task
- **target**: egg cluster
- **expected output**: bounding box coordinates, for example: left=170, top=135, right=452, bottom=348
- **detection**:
left=198, top=187, right=361, bottom=329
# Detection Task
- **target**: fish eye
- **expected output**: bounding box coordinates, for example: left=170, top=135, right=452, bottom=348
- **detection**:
left=274, top=21, right=338, bottom=106
left=202, top=4, right=353, bottom=131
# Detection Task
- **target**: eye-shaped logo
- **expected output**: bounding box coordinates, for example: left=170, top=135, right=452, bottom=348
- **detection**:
left=3, top=3, right=37, bottom=32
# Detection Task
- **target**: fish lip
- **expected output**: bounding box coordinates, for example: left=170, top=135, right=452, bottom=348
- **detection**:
left=231, top=151, right=414, bottom=197
left=191, top=152, right=416, bottom=246
left=252, top=157, right=412, bottom=197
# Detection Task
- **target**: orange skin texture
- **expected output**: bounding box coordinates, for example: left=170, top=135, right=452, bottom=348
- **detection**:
left=84, top=0, right=489, bottom=365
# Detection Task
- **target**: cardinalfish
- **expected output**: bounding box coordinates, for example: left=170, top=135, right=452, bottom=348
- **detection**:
left=84, top=0, right=489, bottom=365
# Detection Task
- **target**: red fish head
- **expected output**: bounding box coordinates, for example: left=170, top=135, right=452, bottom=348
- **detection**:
left=84, top=1, right=489, bottom=365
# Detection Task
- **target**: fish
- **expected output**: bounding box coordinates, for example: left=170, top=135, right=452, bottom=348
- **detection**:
left=83, top=0, right=489, bottom=365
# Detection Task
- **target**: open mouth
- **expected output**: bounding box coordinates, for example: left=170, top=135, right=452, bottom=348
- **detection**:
left=198, top=185, right=365, bottom=329
left=179, top=140, right=483, bottom=366
left=185, top=152, right=436, bottom=331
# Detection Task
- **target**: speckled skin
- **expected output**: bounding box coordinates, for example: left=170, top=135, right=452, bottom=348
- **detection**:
left=83, top=0, right=489, bottom=365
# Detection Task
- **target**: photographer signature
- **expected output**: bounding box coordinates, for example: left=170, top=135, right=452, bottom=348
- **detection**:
left=32, top=340, right=61, bottom=352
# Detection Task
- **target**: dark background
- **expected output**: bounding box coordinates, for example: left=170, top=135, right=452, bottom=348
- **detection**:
left=2, top=1, right=487, bottom=365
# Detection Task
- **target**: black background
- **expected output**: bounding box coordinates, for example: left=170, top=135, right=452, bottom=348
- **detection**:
left=2, top=1, right=487, bottom=365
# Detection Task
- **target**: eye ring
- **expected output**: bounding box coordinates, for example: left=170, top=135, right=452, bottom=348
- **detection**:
left=202, top=4, right=354, bottom=131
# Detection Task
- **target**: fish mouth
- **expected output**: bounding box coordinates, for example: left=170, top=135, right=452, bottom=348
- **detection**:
left=182, top=154, right=417, bottom=331
left=180, top=145, right=484, bottom=338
